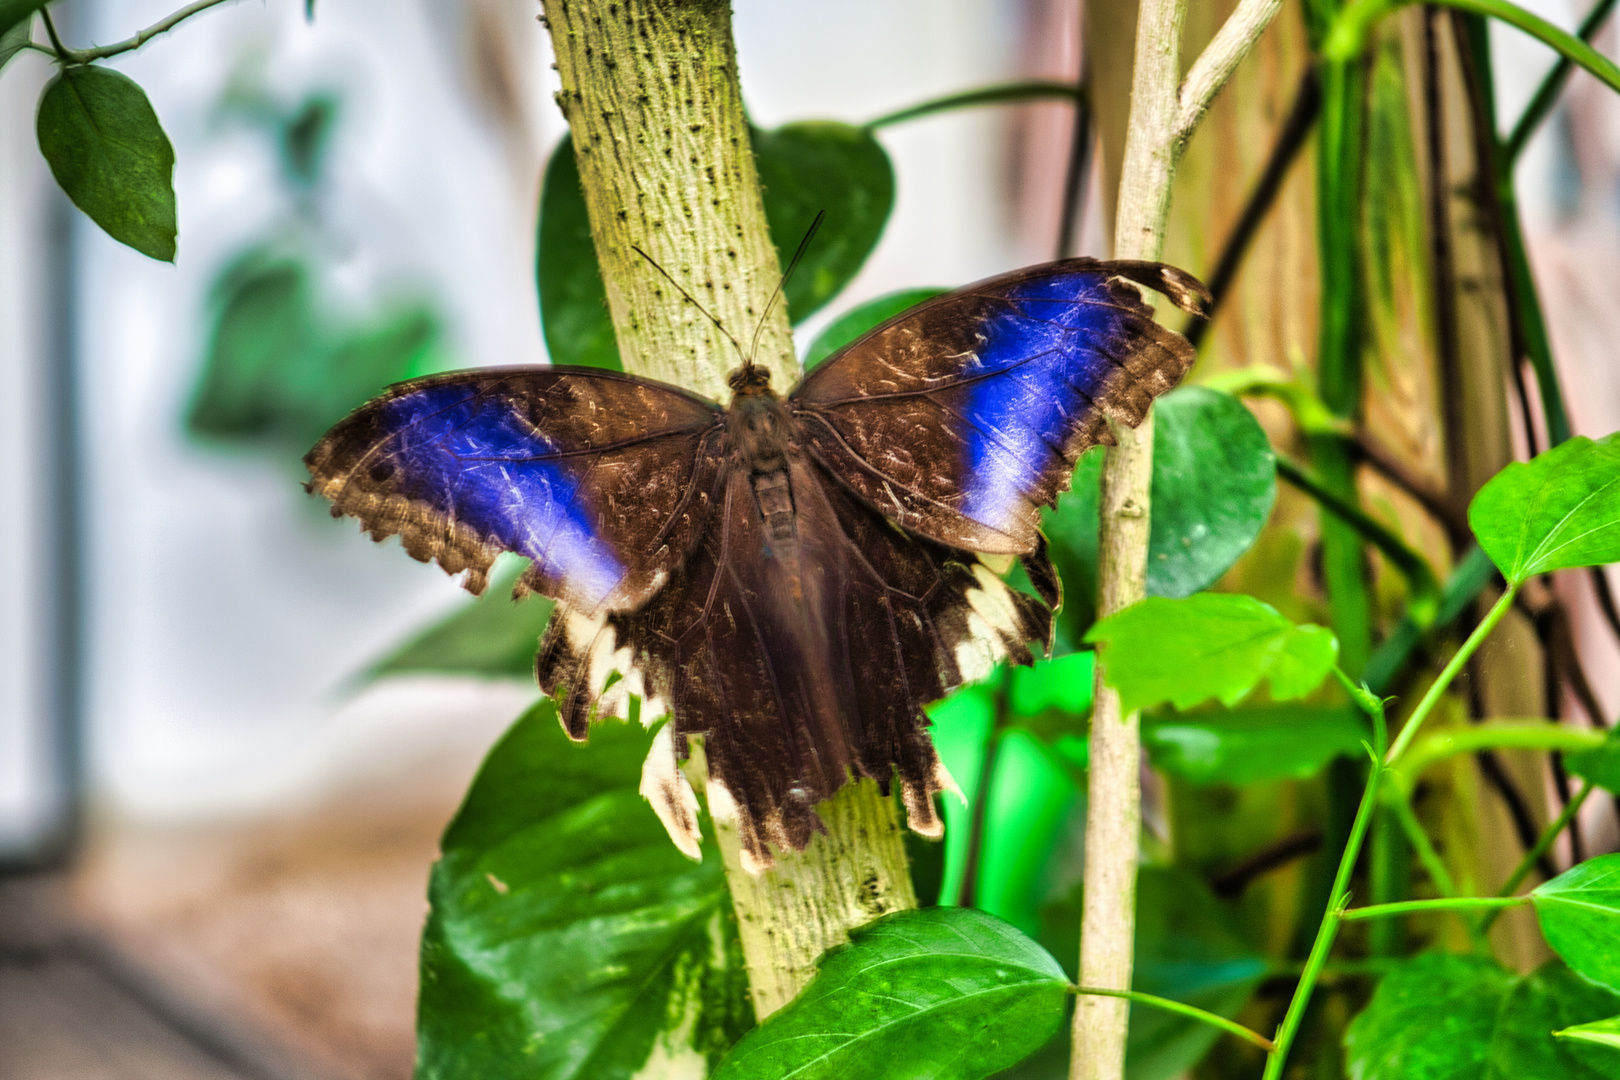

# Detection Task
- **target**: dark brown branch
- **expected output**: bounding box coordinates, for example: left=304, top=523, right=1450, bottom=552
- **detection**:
left=1424, top=11, right=1472, bottom=500
left=1590, top=565, right=1620, bottom=654
left=1211, top=830, right=1324, bottom=898
left=1350, top=429, right=1469, bottom=550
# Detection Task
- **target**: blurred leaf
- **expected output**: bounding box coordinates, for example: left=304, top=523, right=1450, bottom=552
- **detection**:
left=368, top=556, right=553, bottom=680
left=1086, top=594, right=1339, bottom=714
left=417, top=700, right=752, bottom=1080
left=0, top=0, right=46, bottom=41
left=1556, top=1014, right=1620, bottom=1053
left=37, top=65, right=177, bottom=261
left=1533, top=854, right=1620, bottom=992
left=977, top=728, right=1083, bottom=936
left=282, top=94, right=338, bottom=186
left=537, top=135, right=621, bottom=371
left=754, top=121, right=893, bottom=323
left=1010, top=651, right=1093, bottom=718
left=927, top=681, right=996, bottom=906
left=710, top=908, right=1067, bottom=1080
left=1469, top=434, right=1620, bottom=585
left=1568, top=729, right=1620, bottom=793
left=1485, top=961, right=1620, bottom=1079
left=1144, top=704, right=1367, bottom=786
left=803, top=287, right=946, bottom=368
left=1046, top=388, right=1276, bottom=644
left=0, top=12, right=31, bottom=70
left=1039, top=867, right=1267, bottom=1080
left=1343, top=952, right=1516, bottom=1080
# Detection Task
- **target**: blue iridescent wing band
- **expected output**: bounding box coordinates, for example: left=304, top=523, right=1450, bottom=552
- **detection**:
left=305, top=367, right=724, bottom=615
left=790, top=258, right=1209, bottom=555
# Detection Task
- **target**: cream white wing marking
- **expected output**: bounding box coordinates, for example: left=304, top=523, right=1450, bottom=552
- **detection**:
left=639, top=723, right=703, bottom=862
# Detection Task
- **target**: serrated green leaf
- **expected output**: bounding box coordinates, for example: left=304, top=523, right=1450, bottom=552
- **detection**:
left=1086, top=593, right=1339, bottom=715
left=1144, top=704, right=1367, bottom=786
left=1343, top=952, right=1517, bottom=1080
left=710, top=907, right=1067, bottom=1080
left=1533, top=854, right=1620, bottom=992
left=1556, top=1013, right=1620, bottom=1053
left=1469, top=433, right=1620, bottom=585
left=1568, top=729, right=1620, bottom=793
left=0, top=12, right=32, bottom=71
left=0, top=0, right=46, bottom=40
left=37, top=65, right=177, bottom=261
left=1045, top=388, right=1276, bottom=646
left=1485, top=961, right=1620, bottom=1079
left=417, top=700, right=752, bottom=1080
left=368, top=556, right=552, bottom=680
left=803, top=287, right=946, bottom=369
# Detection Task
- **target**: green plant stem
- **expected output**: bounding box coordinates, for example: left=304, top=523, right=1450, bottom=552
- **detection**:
left=1393, top=720, right=1603, bottom=789
left=865, top=80, right=1083, bottom=129
left=1505, top=0, right=1618, bottom=161
left=1386, top=788, right=1458, bottom=898
left=38, top=7, right=68, bottom=60
left=1071, top=986, right=1277, bottom=1052
left=1262, top=751, right=1383, bottom=1080
left=50, top=0, right=237, bottom=64
left=1276, top=455, right=1442, bottom=625
left=1386, top=583, right=1522, bottom=764
left=1488, top=780, right=1595, bottom=915
left=1341, top=895, right=1527, bottom=920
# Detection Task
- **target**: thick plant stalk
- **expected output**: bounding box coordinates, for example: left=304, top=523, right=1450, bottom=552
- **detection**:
left=540, top=0, right=915, bottom=1020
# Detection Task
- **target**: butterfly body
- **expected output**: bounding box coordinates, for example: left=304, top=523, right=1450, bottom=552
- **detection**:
left=307, top=258, right=1209, bottom=869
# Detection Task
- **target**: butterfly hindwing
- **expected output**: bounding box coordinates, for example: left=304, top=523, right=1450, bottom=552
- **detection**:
left=305, top=367, right=724, bottom=614
left=790, top=258, right=1210, bottom=554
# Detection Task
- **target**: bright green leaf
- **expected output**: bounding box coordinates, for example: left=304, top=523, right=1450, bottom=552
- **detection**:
left=0, top=0, right=46, bottom=40
left=1144, top=704, right=1367, bottom=786
left=417, top=701, right=752, bottom=1080
left=710, top=907, right=1067, bottom=1080
left=1485, top=961, right=1620, bottom=1079
left=926, top=681, right=996, bottom=906
left=1046, top=388, right=1276, bottom=644
left=1533, top=854, right=1620, bottom=992
left=1469, top=433, right=1620, bottom=585
left=1556, top=1014, right=1620, bottom=1053
left=802, top=287, right=946, bottom=369
left=975, top=729, right=1083, bottom=936
left=1086, top=593, right=1339, bottom=714
left=367, top=556, right=553, bottom=681
left=1568, top=730, right=1620, bottom=793
left=754, top=121, right=893, bottom=323
left=536, top=135, right=621, bottom=371
left=1343, top=952, right=1517, bottom=1080
left=37, top=65, right=177, bottom=262
left=0, top=12, right=32, bottom=71
left=1010, top=651, right=1094, bottom=718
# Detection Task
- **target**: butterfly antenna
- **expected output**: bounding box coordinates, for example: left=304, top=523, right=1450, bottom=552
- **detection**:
left=630, top=244, right=749, bottom=364
left=748, top=210, right=825, bottom=367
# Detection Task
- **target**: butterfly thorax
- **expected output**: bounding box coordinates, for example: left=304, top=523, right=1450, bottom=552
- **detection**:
left=725, top=380, right=804, bottom=597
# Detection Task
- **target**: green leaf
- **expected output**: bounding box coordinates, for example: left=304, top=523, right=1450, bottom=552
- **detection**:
left=1086, top=593, right=1339, bottom=715
left=753, top=121, right=893, bottom=323
left=710, top=907, right=1067, bottom=1080
left=1343, top=952, right=1517, bottom=1080
left=1045, top=388, right=1276, bottom=644
left=802, top=287, right=946, bottom=369
left=975, top=728, right=1083, bottom=936
left=1533, top=854, right=1620, bottom=992
left=417, top=700, right=752, bottom=1080
left=37, top=65, right=177, bottom=261
left=0, top=0, right=46, bottom=39
left=1144, top=704, right=1368, bottom=786
left=1469, top=433, right=1620, bottom=585
left=0, top=12, right=32, bottom=71
left=1010, top=651, right=1094, bottom=718
left=368, top=556, right=553, bottom=680
left=536, top=135, right=621, bottom=371
left=1485, top=961, right=1620, bottom=1079
left=1556, top=1014, right=1620, bottom=1053
left=1568, top=729, right=1620, bottom=793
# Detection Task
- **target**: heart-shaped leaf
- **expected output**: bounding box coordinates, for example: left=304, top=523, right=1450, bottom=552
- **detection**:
left=1485, top=961, right=1620, bottom=1079
left=1469, top=433, right=1620, bottom=585
left=1533, top=854, right=1620, bottom=992
left=37, top=65, right=177, bottom=262
left=709, top=908, right=1068, bottom=1080
left=1144, top=704, right=1367, bottom=786
left=1343, top=952, right=1517, bottom=1080
left=416, top=700, right=752, bottom=1080
left=803, top=287, right=946, bottom=368
left=1086, top=593, right=1339, bottom=715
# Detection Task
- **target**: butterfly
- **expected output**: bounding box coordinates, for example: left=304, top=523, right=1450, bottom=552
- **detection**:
left=305, top=258, right=1208, bottom=871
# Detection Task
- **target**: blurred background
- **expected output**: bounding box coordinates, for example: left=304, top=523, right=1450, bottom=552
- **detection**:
left=1, top=0, right=1616, bottom=1077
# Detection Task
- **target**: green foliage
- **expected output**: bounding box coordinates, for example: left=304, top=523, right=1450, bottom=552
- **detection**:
left=1469, top=434, right=1620, bottom=584
left=802, top=287, right=946, bottom=368
left=537, top=123, right=894, bottom=372
left=36, top=64, right=177, bottom=261
left=0, top=13, right=31, bottom=71
left=1567, top=730, right=1620, bottom=793
left=1343, top=953, right=1516, bottom=1080
left=368, top=557, right=553, bottom=681
left=709, top=908, right=1067, bottom=1080
left=1485, top=961, right=1620, bottom=1078
left=1144, top=704, right=1367, bottom=786
left=1087, top=594, right=1339, bottom=714
left=417, top=701, right=752, bottom=1080
left=1556, top=1013, right=1620, bottom=1053
left=1532, top=854, right=1620, bottom=992
left=0, top=0, right=46, bottom=40
left=1046, top=387, right=1276, bottom=644
left=186, top=253, right=442, bottom=452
